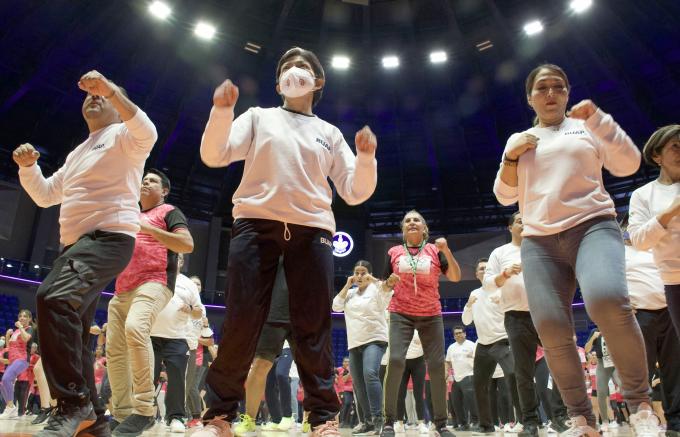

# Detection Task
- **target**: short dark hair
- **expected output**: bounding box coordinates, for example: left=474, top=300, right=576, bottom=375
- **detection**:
left=275, top=47, right=325, bottom=107
left=475, top=258, right=488, bottom=269
left=145, top=168, right=171, bottom=195
left=354, top=260, right=373, bottom=274
left=508, top=211, right=521, bottom=227
left=642, top=124, right=680, bottom=167
left=453, top=325, right=465, bottom=333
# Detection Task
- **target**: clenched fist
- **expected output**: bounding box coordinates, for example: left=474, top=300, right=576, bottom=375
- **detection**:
left=213, top=79, right=239, bottom=108
left=13, top=143, right=40, bottom=167
left=568, top=99, right=598, bottom=120
left=355, top=126, right=377, bottom=155
left=78, top=70, right=117, bottom=98
left=434, top=237, right=449, bottom=252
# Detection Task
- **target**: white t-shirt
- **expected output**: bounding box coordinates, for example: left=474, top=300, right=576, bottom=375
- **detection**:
left=624, top=245, right=667, bottom=310
left=151, top=274, right=202, bottom=339
left=628, top=180, right=680, bottom=285
left=19, top=110, right=157, bottom=245
left=186, top=305, right=206, bottom=350
left=482, top=243, right=529, bottom=312
left=494, top=111, right=640, bottom=237
left=332, top=282, right=392, bottom=349
left=200, top=106, right=378, bottom=233
left=446, top=339, right=475, bottom=382
left=462, top=287, right=507, bottom=345
left=406, top=330, right=424, bottom=359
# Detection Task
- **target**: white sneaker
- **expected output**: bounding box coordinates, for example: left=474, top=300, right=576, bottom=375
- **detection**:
left=509, top=423, right=524, bottom=433
left=170, top=418, right=186, bottom=433
left=0, top=406, right=18, bottom=420
left=630, top=404, right=661, bottom=437
left=503, top=423, right=514, bottom=433
left=394, top=422, right=406, bottom=433
left=495, top=425, right=503, bottom=432
left=558, top=416, right=599, bottom=437
left=278, top=417, right=294, bottom=431
left=608, top=421, right=620, bottom=429
left=418, top=422, right=430, bottom=434
left=261, top=421, right=279, bottom=431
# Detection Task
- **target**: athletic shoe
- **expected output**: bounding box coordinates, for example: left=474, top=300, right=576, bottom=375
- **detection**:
left=495, top=426, right=503, bottom=432
left=302, top=421, right=312, bottom=434
left=233, top=414, right=256, bottom=436
left=557, top=416, right=599, bottom=437
left=394, top=422, right=406, bottom=434
left=353, top=423, right=375, bottom=434
left=551, top=417, right=570, bottom=434
left=419, top=422, right=431, bottom=434
left=503, top=423, right=516, bottom=433
left=111, top=414, right=155, bottom=437
left=455, top=425, right=469, bottom=432
left=278, top=416, right=295, bottom=431
left=381, top=425, right=396, bottom=437
left=471, top=425, right=496, bottom=435
left=312, top=421, right=341, bottom=437
left=436, top=425, right=456, bottom=437
left=32, top=407, right=55, bottom=425
left=509, top=423, right=524, bottom=433
left=77, top=414, right=113, bottom=437
left=36, top=402, right=97, bottom=437
left=192, top=418, right=234, bottom=437
left=188, top=418, right=204, bottom=429
left=0, top=405, right=18, bottom=420
left=608, top=421, right=620, bottom=429
left=260, top=421, right=279, bottom=431
left=630, top=404, right=661, bottom=437
left=518, top=423, right=539, bottom=437
left=170, top=418, right=186, bottom=433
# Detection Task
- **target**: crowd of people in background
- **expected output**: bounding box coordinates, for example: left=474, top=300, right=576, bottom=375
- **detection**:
left=3, top=39, right=679, bottom=437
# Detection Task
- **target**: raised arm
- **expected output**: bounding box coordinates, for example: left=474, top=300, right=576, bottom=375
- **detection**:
left=329, top=126, right=378, bottom=205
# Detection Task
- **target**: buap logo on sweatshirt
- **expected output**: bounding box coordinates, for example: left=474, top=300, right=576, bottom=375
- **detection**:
left=316, top=137, right=331, bottom=152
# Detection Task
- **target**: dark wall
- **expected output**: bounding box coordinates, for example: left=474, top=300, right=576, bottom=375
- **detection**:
left=0, top=182, right=41, bottom=262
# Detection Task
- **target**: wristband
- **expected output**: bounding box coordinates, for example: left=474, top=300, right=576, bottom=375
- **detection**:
left=503, top=153, right=519, bottom=162
left=502, top=271, right=510, bottom=279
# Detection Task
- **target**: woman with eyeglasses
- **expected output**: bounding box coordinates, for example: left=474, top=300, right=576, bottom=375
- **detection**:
left=493, top=64, right=655, bottom=437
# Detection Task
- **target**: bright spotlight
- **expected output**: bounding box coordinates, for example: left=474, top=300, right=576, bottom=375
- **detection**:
left=570, top=0, right=592, bottom=13
left=382, top=56, right=399, bottom=69
left=429, top=51, right=447, bottom=64
left=148, top=1, right=171, bottom=20
left=331, top=55, right=350, bottom=70
left=194, top=21, right=216, bottom=40
left=523, top=20, right=544, bottom=36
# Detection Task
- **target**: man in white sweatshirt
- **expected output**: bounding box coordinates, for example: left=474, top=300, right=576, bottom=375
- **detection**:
left=482, top=213, right=568, bottom=437
left=462, top=259, right=519, bottom=435
left=12, top=71, right=157, bottom=437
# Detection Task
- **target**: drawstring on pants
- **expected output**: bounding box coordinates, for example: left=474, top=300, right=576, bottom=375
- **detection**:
left=283, top=222, right=291, bottom=241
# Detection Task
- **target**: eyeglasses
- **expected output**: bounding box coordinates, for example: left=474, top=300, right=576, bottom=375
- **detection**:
left=533, top=85, right=568, bottom=95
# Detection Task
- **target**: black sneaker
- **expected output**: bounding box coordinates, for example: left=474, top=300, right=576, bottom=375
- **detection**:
left=36, top=402, right=96, bottom=437
left=437, top=426, right=456, bottom=437
left=32, top=407, right=55, bottom=425
left=110, top=419, right=120, bottom=431
left=551, top=416, right=570, bottom=434
left=371, top=417, right=384, bottom=435
left=455, top=424, right=469, bottom=431
left=353, top=423, right=373, bottom=434
left=518, top=423, right=539, bottom=437
left=77, top=414, right=112, bottom=437
left=111, top=414, right=155, bottom=437
left=381, top=424, right=396, bottom=437
left=471, top=425, right=495, bottom=435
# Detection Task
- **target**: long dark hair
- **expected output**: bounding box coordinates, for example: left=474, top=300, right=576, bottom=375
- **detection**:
left=354, top=260, right=373, bottom=274
left=525, top=64, right=570, bottom=126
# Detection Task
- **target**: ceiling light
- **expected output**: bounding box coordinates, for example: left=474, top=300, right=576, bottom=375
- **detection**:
left=194, top=21, right=216, bottom=40
left=382, top=56, right=399, bottom=69
left=476, top=40, right=493, bottom=51
left=429, top=51, right=447, bottom=64
left=570, top=0, right=592, bottom=13
left=523, top=20, right=544, bottom=36
left=331, top=55, right=351, bottom=70
left=244, top=42, right=261, bottom=54
left=148, top=1, right=171, bottom=20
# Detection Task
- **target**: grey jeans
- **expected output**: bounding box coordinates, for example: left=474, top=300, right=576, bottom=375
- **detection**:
left=595, top=361, right=620, bottom=423
left=521, top=216, right=650, bottom=425
left=383, top=312, right=448, bottom=428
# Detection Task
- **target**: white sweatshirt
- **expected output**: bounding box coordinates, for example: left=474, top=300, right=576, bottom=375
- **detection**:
left=18, top=110, right=157, bottom=245
left=332, top=282, right=392, bottom=349
left=482, top=243, right=529, bottom=312
left=200, top=106, right=377, bottom=233
left=494, top=110, right=640, bottom=237
left=462, top=287, right=507, bottom=345
left=628, top=180, right=680, bottom=285
left=624, top=245, right=666, bottom=310
left=445, top=339, right=475, bottom=382
left=151, top=273, right=202, bottom=339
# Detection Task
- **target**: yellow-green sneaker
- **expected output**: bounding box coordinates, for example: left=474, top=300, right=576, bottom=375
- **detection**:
left=234, top=414, right=257, bottom=436
left=302, top=420, right=311, bottom=434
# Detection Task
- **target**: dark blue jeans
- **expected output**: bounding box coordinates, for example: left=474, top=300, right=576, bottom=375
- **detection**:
left=349, top=341, right=387, bottom=423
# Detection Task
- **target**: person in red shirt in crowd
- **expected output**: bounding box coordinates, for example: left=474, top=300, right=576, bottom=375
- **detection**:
left=336, top=357, right=354, bottom=428
left=0, top=309, right=34, bottom=420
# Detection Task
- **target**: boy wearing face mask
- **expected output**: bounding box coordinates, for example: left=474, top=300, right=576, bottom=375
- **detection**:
left=194, top=47, right=378, bottom=437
